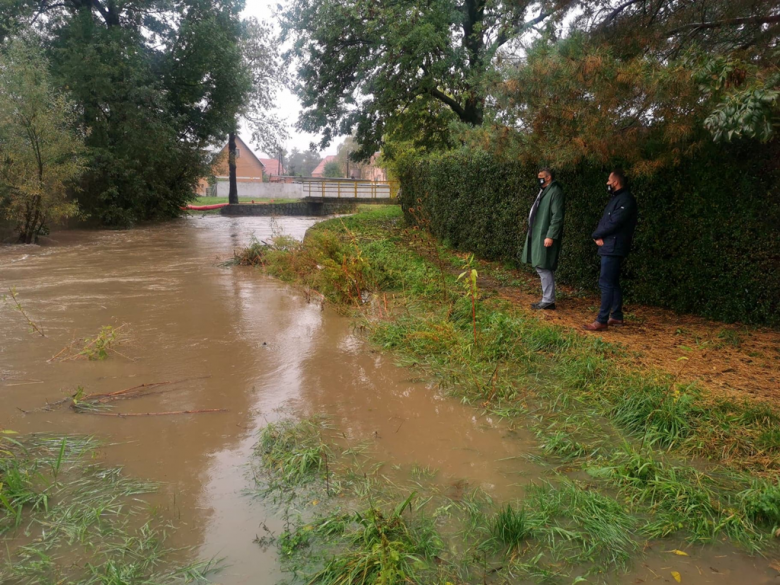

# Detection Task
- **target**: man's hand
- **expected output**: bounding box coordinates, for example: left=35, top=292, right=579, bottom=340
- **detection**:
left=594, top=238, right=604, bottom=246
left=544, top=238, right=554, bottom=247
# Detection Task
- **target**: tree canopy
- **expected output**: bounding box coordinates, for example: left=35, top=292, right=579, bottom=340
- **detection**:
left=281, top=0, right=577, bottom=159
left=287, top=148, right=321, bottom=177
left=2, top=0, right=283, bottom=227
left=477, top=0, right=780, bottom=171
left=283, top=0, right=779, bottom=169
left=0, top=37, right=83, bottom=242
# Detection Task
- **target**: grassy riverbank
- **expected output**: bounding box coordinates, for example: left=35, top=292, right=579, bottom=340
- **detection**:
left=240, top=205, right=780, bottom=583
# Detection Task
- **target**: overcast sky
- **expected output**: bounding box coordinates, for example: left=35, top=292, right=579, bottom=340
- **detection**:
left=242, top=0, right=339, bottom=158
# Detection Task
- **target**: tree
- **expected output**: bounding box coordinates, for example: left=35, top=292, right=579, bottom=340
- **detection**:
left=470, top=0, right=780, bottom=172
left=335, top=137, right=366, bottom=178
left=281, top=0, right=576, bottom=159
left=287, top=147, right=321, bottom=177
left=228, top=17, right=287, bottom=204
left=7, top=0, right=269, bottom=224
left=323, top=161, right=342, bottom=178
left=0, top=38, right=83, bottom=243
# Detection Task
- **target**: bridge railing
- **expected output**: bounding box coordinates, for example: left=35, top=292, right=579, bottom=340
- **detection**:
left=301, top=178, right=399, bottom=199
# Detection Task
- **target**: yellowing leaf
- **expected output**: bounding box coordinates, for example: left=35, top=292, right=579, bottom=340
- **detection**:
left=671, top=570, right=681, bottom=583
left=668, top=549, right=689, bottom=556
left=312, top=500, right=319, bottom=506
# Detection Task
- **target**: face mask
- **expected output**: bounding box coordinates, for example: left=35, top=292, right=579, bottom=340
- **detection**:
left=607, top=185, right=614, bottom=194
left=538, top=177, right=546, bottom=186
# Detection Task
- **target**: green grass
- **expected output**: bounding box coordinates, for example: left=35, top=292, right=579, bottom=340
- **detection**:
left=307, top=494, right=441, bottom=585
left=234, top=206, right=780, bottom=582
left=0, top=433, right=218, bottom=584
left=254, top=418, right=332, bottom=490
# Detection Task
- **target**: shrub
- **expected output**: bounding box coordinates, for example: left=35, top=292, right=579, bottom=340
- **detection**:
left=397, top=143, right=780, bottom=325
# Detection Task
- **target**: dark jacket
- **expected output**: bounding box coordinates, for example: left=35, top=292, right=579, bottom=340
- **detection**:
left=521, top=181, right=565, bottom=270
left=591, top=188, right=637, bottom=257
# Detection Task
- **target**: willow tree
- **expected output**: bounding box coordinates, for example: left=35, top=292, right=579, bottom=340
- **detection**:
left=0, top=38, right=83, bottom=243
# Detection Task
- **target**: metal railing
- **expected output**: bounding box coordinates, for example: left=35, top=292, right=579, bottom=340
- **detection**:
left=301, top=178, right=399, bottom=199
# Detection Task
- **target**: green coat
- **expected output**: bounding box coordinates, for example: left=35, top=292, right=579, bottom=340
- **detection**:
left=521, top=181, right=565, bottom=271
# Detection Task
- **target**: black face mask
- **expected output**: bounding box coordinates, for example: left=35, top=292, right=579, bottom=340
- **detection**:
left=538, top=177, right=546, bottom=186
left=607, top=185, right=614, bottom=194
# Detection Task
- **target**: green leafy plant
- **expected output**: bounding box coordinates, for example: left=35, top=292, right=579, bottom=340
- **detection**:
left=80, top=325, right=122, bottom=360
left=457, top=254, right=479, bottom=345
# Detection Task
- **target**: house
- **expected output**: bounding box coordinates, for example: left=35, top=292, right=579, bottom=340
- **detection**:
left=311, top=155, right=337, bottom=178
left=198, top=136, right=287, bottom=196
left=258, top=157, right=286, bottom=178
left=365, top=153, right=387, bottom=182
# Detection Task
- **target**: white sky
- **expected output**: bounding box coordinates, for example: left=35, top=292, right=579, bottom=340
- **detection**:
left=242, top=0, right=339, bottom=158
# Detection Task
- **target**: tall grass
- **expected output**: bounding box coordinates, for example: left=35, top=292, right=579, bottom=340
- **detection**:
left=255, top=418, right=331, bottom=490
left=235, top=206, right=780, bottom=580
left=0, top=433, right=217, bottom=584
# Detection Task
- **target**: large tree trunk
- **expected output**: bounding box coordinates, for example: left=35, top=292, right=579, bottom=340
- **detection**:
left=228, top=131, right=238, bottom=205
left=463, top=98, right=484, bottom=126
left=18, top=195, right=41, bottom=244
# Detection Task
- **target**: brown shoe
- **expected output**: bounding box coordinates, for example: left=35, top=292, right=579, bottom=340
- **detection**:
left=608, top=318, right=624, bottom=327
left=583, top=321, right=608, bottom=331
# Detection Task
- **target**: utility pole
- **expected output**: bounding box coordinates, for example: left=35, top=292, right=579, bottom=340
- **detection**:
left=228, top=131, right=238, bottom=205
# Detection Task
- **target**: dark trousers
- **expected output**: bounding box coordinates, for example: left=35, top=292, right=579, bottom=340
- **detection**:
left=597, top=255, right=623, bottom=324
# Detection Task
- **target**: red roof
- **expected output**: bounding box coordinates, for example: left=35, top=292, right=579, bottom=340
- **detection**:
left=258, top=158, right=285, bottom=176
left=311, top=155, right=337, bottom=178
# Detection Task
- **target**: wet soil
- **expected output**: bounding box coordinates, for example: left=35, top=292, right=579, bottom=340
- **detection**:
left=469, top=259, right=780, bottom=404
left=1, top=216, right=777, bottom=584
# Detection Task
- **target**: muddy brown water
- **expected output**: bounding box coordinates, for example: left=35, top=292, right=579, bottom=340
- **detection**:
left=0, top=216, right=775, bottom=584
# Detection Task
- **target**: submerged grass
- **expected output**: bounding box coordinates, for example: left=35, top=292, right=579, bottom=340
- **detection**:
left=0, top=432, right=217, bottom=584
left=255, top=418, right=332, bottom=490
left=236, top=206, right=780, bottom=582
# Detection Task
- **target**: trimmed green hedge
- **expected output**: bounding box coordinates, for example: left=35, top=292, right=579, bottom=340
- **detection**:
left=397, top=144, right=780, bottom=326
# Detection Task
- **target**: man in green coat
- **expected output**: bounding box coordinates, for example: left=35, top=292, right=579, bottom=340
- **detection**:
left=521, top=168, right=565, bottom=310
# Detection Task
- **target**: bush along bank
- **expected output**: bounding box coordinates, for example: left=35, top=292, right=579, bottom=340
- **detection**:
left=239, top=206, right=780, bottom=583
left=395, top=144, right=780, bottom=327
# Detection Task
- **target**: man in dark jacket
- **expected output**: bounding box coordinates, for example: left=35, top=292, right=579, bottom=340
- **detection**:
left=521, top=168, right=565, bottom=310
left=583, top=169, right=638, bottom=331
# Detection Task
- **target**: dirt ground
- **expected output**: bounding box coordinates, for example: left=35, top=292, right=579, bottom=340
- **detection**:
left=476, top=261, right=780, bottom=404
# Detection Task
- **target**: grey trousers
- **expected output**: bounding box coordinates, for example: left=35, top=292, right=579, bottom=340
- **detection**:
left=535, top=267, right=556, bottom=304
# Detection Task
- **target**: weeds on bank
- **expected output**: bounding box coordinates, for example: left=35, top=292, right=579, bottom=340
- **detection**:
left=251, top=418, right=663, bottom=584
left=237, top=207, right=780, bottom=579
left=234, top=206, right=780, bottom=473
left=0, top=432, right=217, bottom=584
left=487, top=481, right=637, bottom=570
left=307, top=493, right=442, bottom=585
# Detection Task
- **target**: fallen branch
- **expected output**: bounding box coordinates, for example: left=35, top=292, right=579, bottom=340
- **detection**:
left=83, top=408, right=228, bottom=418
left=4, top=288, right=45, bottom=337
left=82, top=376, right=210, bottom=403
left=49, top=324, right=130, bottom=362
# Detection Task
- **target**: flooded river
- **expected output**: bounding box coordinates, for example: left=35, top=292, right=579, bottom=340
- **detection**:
left=0, top=216, right=775, bottom=584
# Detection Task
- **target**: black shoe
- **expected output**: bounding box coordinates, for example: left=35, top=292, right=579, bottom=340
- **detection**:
left=531, top=302, right=556, bottom=311
left=530, top=302, right=541, bottom=309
